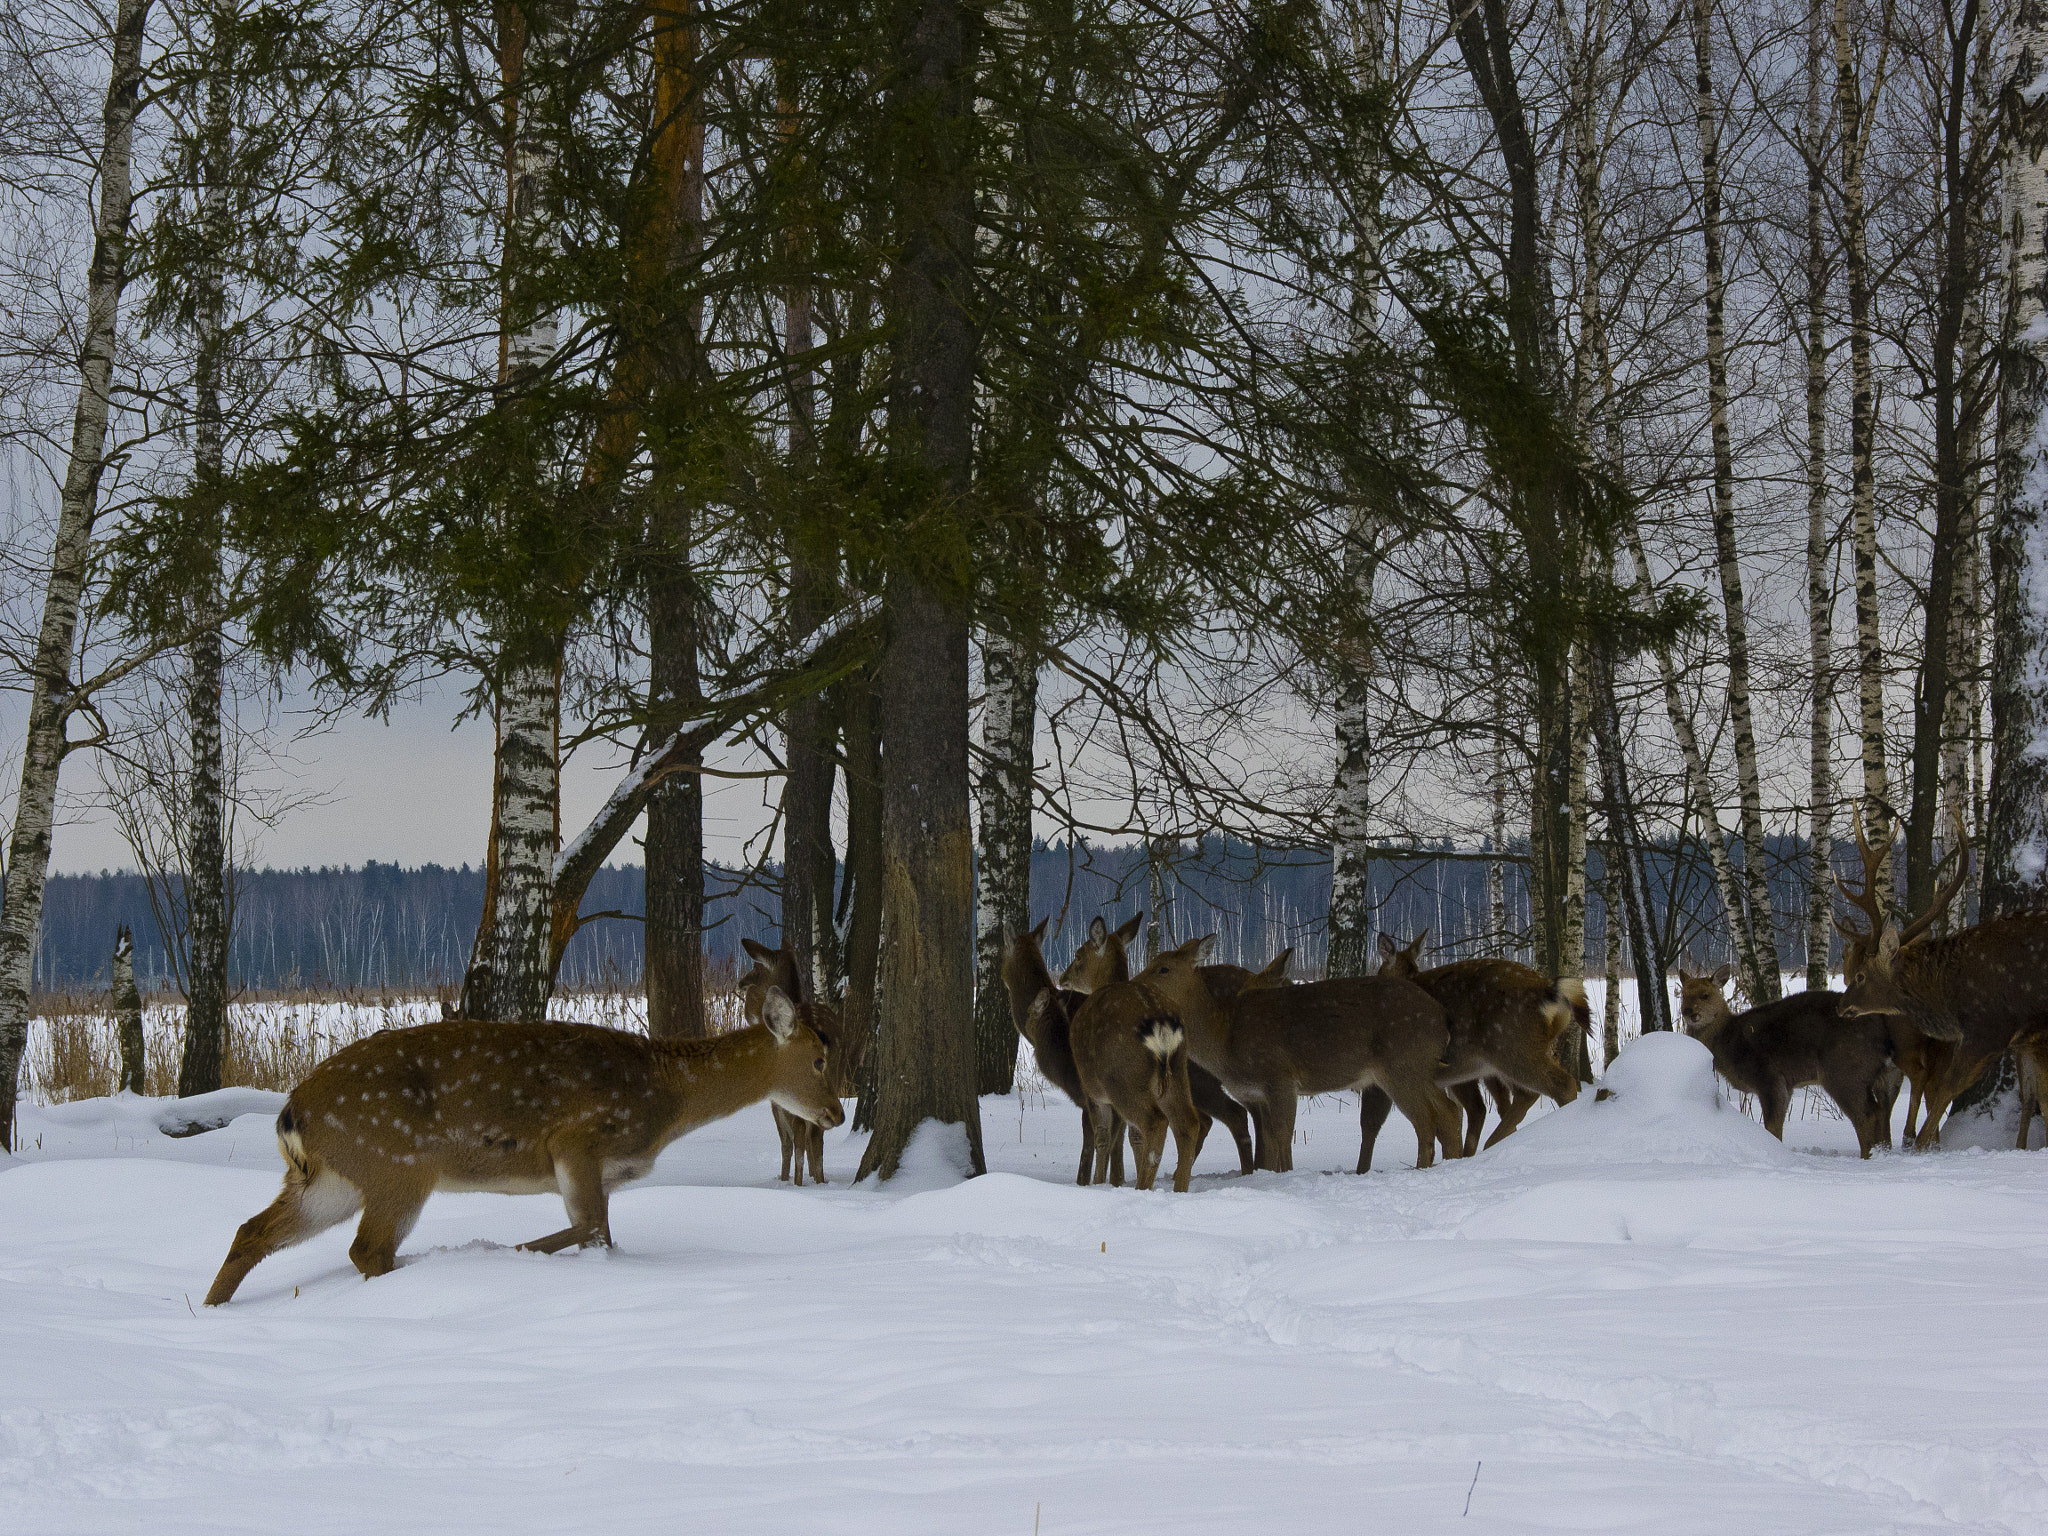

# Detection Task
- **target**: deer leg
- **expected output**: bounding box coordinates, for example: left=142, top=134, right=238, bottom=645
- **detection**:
left=1483, top=1084, right=1542, bottom=1148
left=1109, top=1110, right=1128, bottom=1186
left=1453, top=1081, right=1487, bottom=1158
left=1214, top=1097, right=1254, bottom=1176
left=204, top=1170, right=361, bottom=1306
left=1759, top=1083, right=1791, bottom=1142
left=1087, top=1103, right=1119, bottom=1185
left=1074, top=1107, right=1093, bottom=1186
left=805, top=1121, right=826, bottom=1186
left=1902, top=1080, right=1924, bottom=1144
left=1432, top=1087, right=1467, bottom=1161
left=1166, top=1099, right=1202, bottom=1195
left=1130, top=1107, right=1168, bottom=1191
left=1387, top=1080, right=1444, bottom=1169
left=1262, top=1094, right=1299, bottom=1173
left=348, top=1177, right=433, bottom=1279
left=521, top=1152, right=613, bottom=1254
left=1355, top=1086, right=1393, bottom=1174
left=775, top=1106, right=796, bottom=1183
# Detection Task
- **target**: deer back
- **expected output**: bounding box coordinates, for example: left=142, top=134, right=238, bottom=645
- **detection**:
left=1844, top=915, right=2048, bottom=1061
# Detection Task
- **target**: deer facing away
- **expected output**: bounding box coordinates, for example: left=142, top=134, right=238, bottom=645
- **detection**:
left=1002, top=919, right=1133, bottom=1185
left=1677, top=963, right=1897, bottom=1157
left=203, top=998, right=843, bottom=1305
left=1056, top=913, right=1257, bottom=1176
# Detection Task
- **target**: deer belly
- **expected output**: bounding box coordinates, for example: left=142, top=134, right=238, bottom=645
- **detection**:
left=434, top=1168, right=560, bottom=1196
left=601, top=1156, right=656, bottom=1190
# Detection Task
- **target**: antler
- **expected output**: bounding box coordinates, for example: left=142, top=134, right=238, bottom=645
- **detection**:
left=1898, top=807, right=1972, bottom=946
left=1834, top=802, right=1894, bottom=942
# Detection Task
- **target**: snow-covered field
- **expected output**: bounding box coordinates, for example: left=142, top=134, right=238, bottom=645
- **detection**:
left=5, top=1031, right=2046, bottom=1535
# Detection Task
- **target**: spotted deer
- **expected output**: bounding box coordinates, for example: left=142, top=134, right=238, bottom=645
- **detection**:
left=1135, top=936, right=1463, bottom=1172
left=740, top=937, right=862, bottom=1186
left=1058, top=913, right=1257, bottom=1175
left=1369, top=932, right=1584, bottom=1165
left=203, top=998, right=843, bottom=1305
left=1676, top=963, right=1897, bottom=1157
left=1834, top=808, right=2048, bottom=1149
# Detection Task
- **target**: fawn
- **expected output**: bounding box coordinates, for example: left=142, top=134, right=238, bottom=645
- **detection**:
left=740, top=936, right=861, bottom=1185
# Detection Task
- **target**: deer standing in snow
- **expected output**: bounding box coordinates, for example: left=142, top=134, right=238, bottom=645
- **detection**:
left=739, top=937, right=862, bottom=1185
left=203, top=998, right=843, bottom=1304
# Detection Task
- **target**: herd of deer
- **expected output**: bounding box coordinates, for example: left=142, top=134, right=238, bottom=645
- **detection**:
left=201, top=811, right=2047, bottom=1305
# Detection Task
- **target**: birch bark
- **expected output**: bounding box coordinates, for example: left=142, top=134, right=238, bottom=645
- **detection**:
left=1804, top=0, right=1836, bottom=989
left=972, top=629, right=1036, bottom=1093
left=1984, top=0, right=2048, bottom=914
left=179, top=1, right=233, bottom=1094
left=1834, top=0, right=1894, bottom=899
left=1692, top=0, right=1781, bottom=996
left=0, top=0, right=151, bottom=1151
left=115, top=927, right=144, bottom=1095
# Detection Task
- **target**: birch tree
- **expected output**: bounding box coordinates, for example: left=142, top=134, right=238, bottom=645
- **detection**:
left=0, top=0, right=151, bottom=1150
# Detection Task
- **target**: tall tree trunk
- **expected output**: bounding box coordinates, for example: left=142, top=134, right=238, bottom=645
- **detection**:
left=973, top=628, right=1036, bottom=1093
left=179, top=4, right=233, bottom=1095
left=470, top=0, right=570, bottom=1022
left=1600, top=852, right=1621, bottom=1064
left=1986, top=0, right=2048, bottom=915
left=0, top=0, right=150, bottom=1151
left=1488, top=699, right=1509, bottom=957
left=1563, top=643, right=1590, bottom=988
left=1835, top=0, right=1893, bottom=899
left=1692, top=0, right=1781, bottom=996
left=1326, top=0, right=1386, bottom=982
left=1588, top=645, right=1671, bottom=1033
left=1906, top=0, right=1982, bottom=921
left=856, top=0, right=985, bottom=1180
left=1804, top=0, right=1835, bottom=988
left=842, top=669, right=886, bottom=1129
left=114, top=926, right=145, bottom=1095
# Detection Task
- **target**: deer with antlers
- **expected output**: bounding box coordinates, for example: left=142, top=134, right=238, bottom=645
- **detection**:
left=1834, top=807, right=2048, bottom=1150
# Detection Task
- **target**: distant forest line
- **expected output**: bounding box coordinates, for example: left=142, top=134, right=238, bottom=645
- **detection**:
left=32, top=834, right=1874, bottom=995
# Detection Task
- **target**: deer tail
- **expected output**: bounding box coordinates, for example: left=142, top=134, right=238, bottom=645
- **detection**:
left=1139, top=1015, right=1186, bottom=1097
left=275, top=1099, right=314, bottom=1181
left=1547, top=977, right=1591, bottom=1039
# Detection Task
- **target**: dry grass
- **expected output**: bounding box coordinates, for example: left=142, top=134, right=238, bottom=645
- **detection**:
left=19, top=976, right=749, bottom=1107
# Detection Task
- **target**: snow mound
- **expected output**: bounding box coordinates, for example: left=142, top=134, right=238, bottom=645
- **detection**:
left=869, top=1118, right=976, bottom=1192
left=1475, top=1032, right=1795, bottom=1172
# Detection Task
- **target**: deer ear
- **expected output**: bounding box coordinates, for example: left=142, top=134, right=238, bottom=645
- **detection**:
left=1114, top=912, right=1145, bottom=944
left=763, top=987, right=799, bottom=1042
left=1030, top=916, right=1051, bottom=944
left=1377, top=933, right=1397, bottom=960
left=1711, top=963, right=1735, bottom=987
left=1877, top=924, right=1901, bottom=968
left=1088, top=916, right=1109, bottom=944
left=1406, top=931, right=1427, bottom=957
left=1255, top=948, right=1292, bottom=984
left=742, top=937, right=775, bottom=962
left=1188, top=933, right=1217, bottom=961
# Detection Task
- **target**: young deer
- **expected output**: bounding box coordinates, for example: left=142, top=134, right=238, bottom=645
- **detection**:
left=740, top=937, right=860, bottom=1185
left=203, top=998, right=843, bottom=1305
left=1001, top=919, right=1128, bottom=1185
left=1135, top=936, right=1463, bottom=1172
left=1677, top=963, right=1896, bottom=1157
left=1056, top=913, right=1258, bottom=1175
left=1834, top=807, right=2048, bottom=1149
left=1369, top=932, right=1584, bottom=1164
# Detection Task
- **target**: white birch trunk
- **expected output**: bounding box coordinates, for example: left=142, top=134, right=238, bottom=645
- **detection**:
left=114, top=926, right=144, bottom=1095
left=1563, top=642, right=1589, bottom=983
left=1835, top=0, right=1893, bottom=900
left=1692, top=0, right=1780, bottom=997
left=0, top=0, right=151, bottom=1150
left=179, top=3, right=232, bottom=1094
left=1326, top=0, right=1385, bottom=980
left=1804, top=3, right=1837, bottom=989
left=972, top=628, right=1036, bottom=1093
left=1985, top=0, right=2048, bottom=912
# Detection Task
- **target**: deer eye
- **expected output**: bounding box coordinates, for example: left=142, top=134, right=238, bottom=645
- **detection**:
left=814, top=1057, right=826, bottom=1071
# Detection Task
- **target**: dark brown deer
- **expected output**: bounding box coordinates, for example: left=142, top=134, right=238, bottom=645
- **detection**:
left=1000, top=919, right=1128, bottom=1186
left=1062, top=939, right=1203, bottom=1191
left=1134, top=936, right=1463, bottom=1172
left=1834, top=808, right=2048, bottom=1150
left=204, top=996, right=844, bottom=1305
left=1055, top=914, right=1258, bottom=1175
left=739, top=937, right=862, bottom=1186
left=1677, top=963, right=1897, bottom=1157
left=1366, top=932, right=1584, bottom=1166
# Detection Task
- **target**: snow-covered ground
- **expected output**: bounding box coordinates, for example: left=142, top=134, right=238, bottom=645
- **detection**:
left=5, top=1031, right=2046, bottom=1535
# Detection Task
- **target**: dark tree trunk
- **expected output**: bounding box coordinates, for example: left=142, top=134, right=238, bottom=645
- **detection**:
left=842, top=669, right=886, bottom=1129
left=114, top=926, right=144, bottom=1095
left=644, top=517, right=705, bottom=1039
left=1589, top=645, right=1671, bottom=1034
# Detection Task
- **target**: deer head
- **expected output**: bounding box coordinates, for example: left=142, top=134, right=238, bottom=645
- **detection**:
left=1676, top=963, right=1736, bottom=1036
left=1375, top=931, right=1429, bottom=979
left=1058, top=911, right=1144, bottom=994
left=1836, top=806, right=1969, bottom=1019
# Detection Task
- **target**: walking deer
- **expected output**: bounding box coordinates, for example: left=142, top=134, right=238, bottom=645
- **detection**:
left=1834, top=808, right=2048, bottom=1149
left=1055, top=914, right=1259, bottom=1175
left=740, top=937, right=862, bottom=1185
left=1000, top=919, right=1128, bottom=1186
left=1134, top=936, right=1463, bottom=1172
left=1369, top=932, right=1584, bottom=1165
left=1677, top=964, right=1896, bottom=1157
left=203, top=1000, right=844, bottom=1305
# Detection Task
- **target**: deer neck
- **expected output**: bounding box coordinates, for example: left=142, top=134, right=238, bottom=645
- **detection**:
left=654, top=1025, right=784, bottom=1133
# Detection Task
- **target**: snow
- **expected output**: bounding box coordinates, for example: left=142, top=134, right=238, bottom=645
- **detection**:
left=7, top=1027, right=2048, bottom=1535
